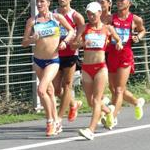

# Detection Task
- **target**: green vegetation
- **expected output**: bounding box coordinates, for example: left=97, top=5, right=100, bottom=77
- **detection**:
left=0, top=82, right=150, bottom=125
left=0, top=113, right=44, bottom=125
left=127, top=82, right=150, bottom=103
left=76, top=81, right=150, bottom=109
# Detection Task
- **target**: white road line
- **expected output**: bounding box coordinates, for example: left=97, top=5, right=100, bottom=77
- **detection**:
left=1, top=124, right=150, bottom=150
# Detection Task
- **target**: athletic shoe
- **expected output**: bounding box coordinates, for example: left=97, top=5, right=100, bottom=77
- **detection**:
left=68, top=100, right=82, bottom=122
left=103, top=96, right=110, bottom=105
left=97, top=112, right=106, bottom=125
left=55, top=122, right=63, bottom=134
left=46, top=122, right=56, bottom=136
left=108, top=117, right=118, bottom=130
left=101, top=116, right=107, bottom=127
left=105, top=105, right=115, bottom=129
left=102, top=117, right=118, bottom=130
left=113, top=117, right=118, bottom=126
left=134, top=98, right=145, bottom=120
left=79, top=128, right=94, bottom=140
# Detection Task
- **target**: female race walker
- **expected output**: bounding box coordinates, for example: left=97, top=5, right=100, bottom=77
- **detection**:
left=71, top=2, right=123, bottom=140
left=22, top=0, right=74, bottom=136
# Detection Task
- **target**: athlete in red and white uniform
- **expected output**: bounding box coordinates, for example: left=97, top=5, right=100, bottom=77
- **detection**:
left=81, top=23, right=109, bottom=79
left=54, top=8, right=78, bottom=57
left=53, top=0, right=85, bottom=124
left=98, top=0, right=146, bottom=127
left=107, top=0, right=146, bottom=127
left=108, top=12, right=135, bottom=73
left=71, top=2, right=122, bottom=140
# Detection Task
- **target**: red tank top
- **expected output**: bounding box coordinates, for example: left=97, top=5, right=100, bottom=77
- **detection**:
left=82, top=23, right=109, bottom=51
left=110, top=13, right=133, bottom=50
left=54, top=9, right=77, bottom=57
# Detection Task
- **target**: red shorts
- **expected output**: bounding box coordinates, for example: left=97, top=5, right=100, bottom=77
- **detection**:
left=107, top=48, right=134, bottom=73
left=82, top=62, right=107, bottom=79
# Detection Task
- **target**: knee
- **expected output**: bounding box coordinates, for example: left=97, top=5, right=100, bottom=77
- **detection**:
left=37, top=86, right=47, bottom=99
left=92, top=97, right=101, bottom=106
left=47, top=85, right=55, bottom=97
left=115, top=87, right=124, bottom=96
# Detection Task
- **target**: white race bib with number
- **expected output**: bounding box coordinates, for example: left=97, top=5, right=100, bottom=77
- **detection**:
left=112, top=28, right=130, bottom=44
left=85, top=33, right=106, bottom=48
left=34, top=21, right=58, bottom=38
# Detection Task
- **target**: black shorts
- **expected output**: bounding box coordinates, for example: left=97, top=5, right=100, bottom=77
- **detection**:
left=59, top=55, right=78, bottom=70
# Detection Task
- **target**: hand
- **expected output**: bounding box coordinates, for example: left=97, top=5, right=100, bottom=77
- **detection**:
left=132, top=35, right=140, bottom=43
left=84, top=40, right=92, bottom=47
left=58, top=41, right=67, bottom=50
left=31, top=32, right=39, bottom=42
left=116, top=41, right=123, bottom=51
left=22, top=32, right=39, bottom=47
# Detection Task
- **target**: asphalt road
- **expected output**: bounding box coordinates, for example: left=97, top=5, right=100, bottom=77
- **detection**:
left=0, top=104, right=150, bottom=150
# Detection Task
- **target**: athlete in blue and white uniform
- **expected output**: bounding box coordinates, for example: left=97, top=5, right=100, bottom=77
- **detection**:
left=22, top=0, right=74, bottom=136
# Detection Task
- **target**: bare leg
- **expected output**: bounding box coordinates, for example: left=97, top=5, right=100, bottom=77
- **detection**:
left=35, top=64, right=59, bottom=121
left=109, top=76, right=138, bottom=106
left=47, top=82, right=58, bottom=122
left=83, top=68, right=108, bottom=132
left=58, top=64, right=76, bottom=119
left=108, top=73, right=116, bottom=105
left=112, top=67, right=131, bottom=118
left=123, top=90, right=138, bottom=106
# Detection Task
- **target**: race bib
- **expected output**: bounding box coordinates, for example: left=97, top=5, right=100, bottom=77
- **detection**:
left=34, top=21, right=59, bottom=38
left=85, top=33, right=106, bottom=48
left=60, top=26, right=68, bottom=39
left=112, top=27, right=130, bottom=44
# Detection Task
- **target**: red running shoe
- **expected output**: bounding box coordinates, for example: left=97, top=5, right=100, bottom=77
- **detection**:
left=68, top=100, right=82, bottom=122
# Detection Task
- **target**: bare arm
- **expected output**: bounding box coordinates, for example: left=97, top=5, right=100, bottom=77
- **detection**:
left=22, top=17, right=38, bottom=47
left=107, top=25, right=123, bottom=50
left=70, top=24, right=86, bottom=50
left=132, top=15, right=146, bottom=43
left=55, top=13, right=74, bottom=49
left=107, top=15, right=113, bottom=25
left=73, top=11, right=85, bottom=30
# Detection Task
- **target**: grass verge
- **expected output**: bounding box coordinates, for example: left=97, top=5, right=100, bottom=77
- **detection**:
left=0, top=113, right=44, bottom=125
left=0, top=82, right=150, bottom=125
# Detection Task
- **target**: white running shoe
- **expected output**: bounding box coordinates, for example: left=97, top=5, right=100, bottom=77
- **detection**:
left=103, top=97, right=110, bottom=105
left=79, top=128, right=94, bottom=140
left=55, top=122, right=63, bottom=134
